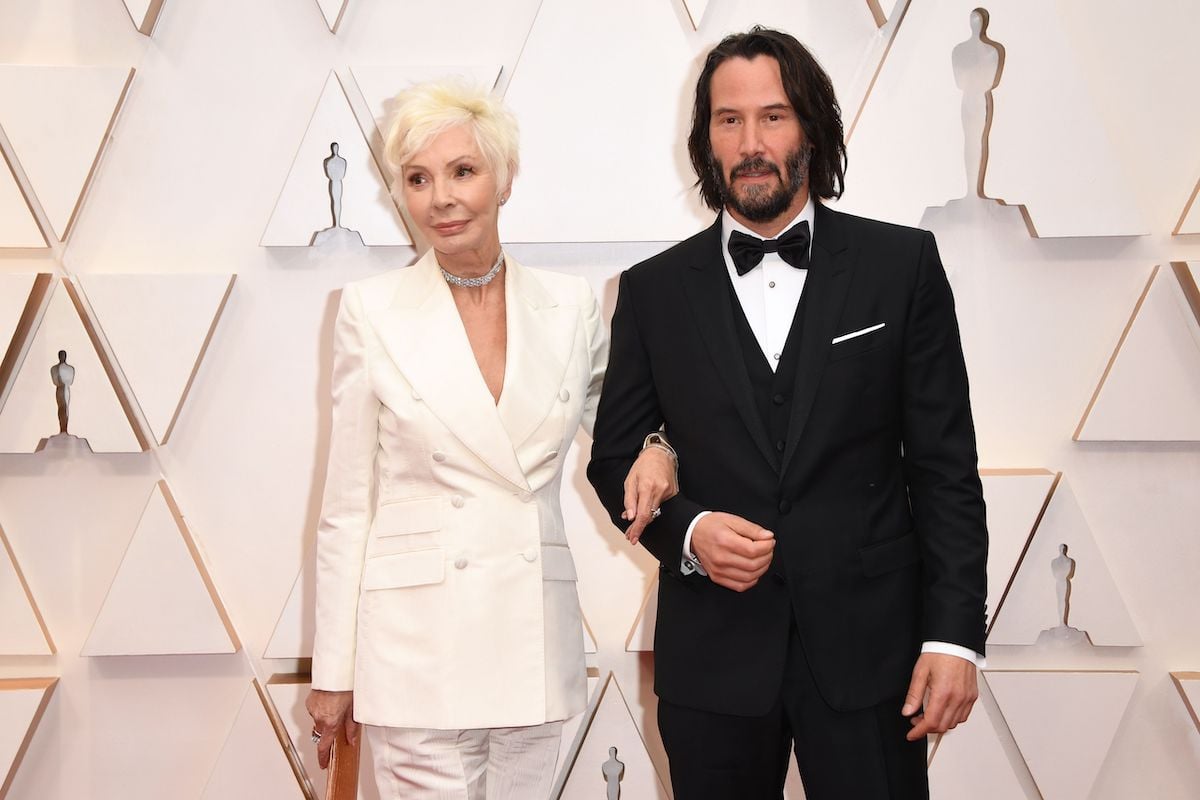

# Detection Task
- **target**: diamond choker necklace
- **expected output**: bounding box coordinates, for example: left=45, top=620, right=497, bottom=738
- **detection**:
left=441, top=250, right=504, bottom=288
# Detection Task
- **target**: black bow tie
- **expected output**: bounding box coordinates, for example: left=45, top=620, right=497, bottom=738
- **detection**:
left=727, top=221, right=811, bottom=276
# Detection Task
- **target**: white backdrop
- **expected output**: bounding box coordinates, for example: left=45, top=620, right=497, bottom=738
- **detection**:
left=1, top=1, right=1199, bottom=798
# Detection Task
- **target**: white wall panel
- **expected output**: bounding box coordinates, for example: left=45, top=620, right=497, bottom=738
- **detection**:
left=0, top=65, right=133, bottom=241
left=0, top=280, right=142, bottom=453
left=0, top=157, right=44, bottom=248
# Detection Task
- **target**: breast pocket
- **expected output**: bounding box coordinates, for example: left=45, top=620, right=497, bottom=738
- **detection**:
left=829, top=323, right=888, bottom=363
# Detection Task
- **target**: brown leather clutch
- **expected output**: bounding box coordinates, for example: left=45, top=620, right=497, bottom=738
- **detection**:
left=325, top=730, right=361, bottom=800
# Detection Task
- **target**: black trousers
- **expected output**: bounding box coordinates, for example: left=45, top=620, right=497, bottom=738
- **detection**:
left=657, top=622, right=928, bottom=800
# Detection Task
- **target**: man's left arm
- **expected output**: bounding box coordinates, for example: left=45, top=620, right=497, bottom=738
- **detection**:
left=898, top=230, right=989, bottom=740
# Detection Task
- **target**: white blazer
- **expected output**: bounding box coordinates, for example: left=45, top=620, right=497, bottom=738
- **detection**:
left=311, top=250, right=607, bottom=730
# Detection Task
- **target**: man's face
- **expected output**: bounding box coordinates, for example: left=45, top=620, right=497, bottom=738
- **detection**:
left=708, top=55, right=811, bottom=226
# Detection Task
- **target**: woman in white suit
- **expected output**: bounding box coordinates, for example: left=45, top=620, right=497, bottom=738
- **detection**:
left=305, top=80, right=676, bottom=799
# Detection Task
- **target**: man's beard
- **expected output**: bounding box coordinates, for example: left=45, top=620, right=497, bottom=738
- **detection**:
left=712, top=147, right=811, bottom=223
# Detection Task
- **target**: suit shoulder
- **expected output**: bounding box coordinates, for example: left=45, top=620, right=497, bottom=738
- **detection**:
left=522, top=264, right=596, bottom=306
left=827, top=207, right=933, bottom=250
left=625, top=225, right=717, bottom=284
left=341, top=269, right=406, bottom=312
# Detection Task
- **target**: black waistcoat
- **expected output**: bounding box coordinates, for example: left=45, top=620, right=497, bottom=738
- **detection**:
left=725, top=273, right=809, bottom=474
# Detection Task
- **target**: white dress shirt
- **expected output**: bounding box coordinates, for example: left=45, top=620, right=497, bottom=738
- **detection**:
left=676, top=201, right=984, bottom=667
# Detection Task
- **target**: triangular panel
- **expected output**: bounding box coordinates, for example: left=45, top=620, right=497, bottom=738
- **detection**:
left=351, top=65, right=502, bottom=140
left=0, top=678, right=57, bottom=800
left=0, top=279, right=142, bottom=453
left=0, top=154, right=44, bottom=248
left=501, top=0, right=708, bottom=241
left=78, top=273, right=235, bottom=444
left=265, top=567, right=312, bottom=659
left=1171, top=672, right=1200, bottom=735
left=979, top=469, right=1058, bottom=630
left=985, top=4, right=1146, bottom=237
left=552, top=668, right=602, bottom=799
left=315, top=0, right=351, bottom=33
left=680, top=0, right=710, bottom=29
left=626, top=578, right=657, bottom=652
left=986, top=671, right=1137, bottom=800
left=83, top=481, right=239, bottom=655
left=0, top=66, right=134, bottom=241
left=1176, top=179, right=1200, bottom=235
left=1076, top=264, right=1200, bottom=441
left=121, top=0, right=167, bottom=35
left=0, top=274, right=37, bottom=367
left=928, top=681, right=1026, bottom=799
left=988, top=479, right=1140, bottom=646
left=558, top=673, right=668, bottom=800
left=201, top=680, right=306, bottom=800
left=837, top=1, right=969, bottom=226
left=261, top=73, right=409, bottom=246
left=0, top=521, right=53, bottom=655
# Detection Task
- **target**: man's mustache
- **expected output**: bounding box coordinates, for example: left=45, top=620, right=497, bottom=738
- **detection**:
left=730, top=157, right=781, bottom=180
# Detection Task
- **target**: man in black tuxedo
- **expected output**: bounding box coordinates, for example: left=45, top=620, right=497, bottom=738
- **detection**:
left=588, top=27, right=988, bottom=799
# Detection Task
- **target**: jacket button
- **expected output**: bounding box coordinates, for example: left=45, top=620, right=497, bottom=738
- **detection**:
left=775, top=440, right=785, bottom=452
left=454, top=558, right=468, bottom=570
left=451, top=495, right=465, bottom=508
left=559, top=388, right=570, bottom=402
left=432, top=451, right=447, bottom=462
left=778, top=500, right=792, bottom=514
left=523, top=548, right=538, bottom=562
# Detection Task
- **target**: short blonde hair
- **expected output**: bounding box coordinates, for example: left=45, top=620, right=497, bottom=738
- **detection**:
left=383, top=79, right=519, bottom=198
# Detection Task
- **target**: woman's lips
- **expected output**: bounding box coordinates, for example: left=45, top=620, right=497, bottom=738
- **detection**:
left=433, top=220, right=468, bottom=234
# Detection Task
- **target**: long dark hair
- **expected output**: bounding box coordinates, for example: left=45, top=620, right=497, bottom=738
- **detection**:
left=688, top=27, right=847, bottom=210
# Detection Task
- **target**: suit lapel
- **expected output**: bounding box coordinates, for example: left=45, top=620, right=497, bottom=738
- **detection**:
left=495, top=257, right=576, bottom=453
left=680, top=217, right=778, bottom=470
left=781, top=204, right=855, bottom=475
left=370, top=250, right=530, bottom=491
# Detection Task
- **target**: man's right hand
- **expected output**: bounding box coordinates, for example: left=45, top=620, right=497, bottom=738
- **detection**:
left=690, top=512, right=775, bottom=592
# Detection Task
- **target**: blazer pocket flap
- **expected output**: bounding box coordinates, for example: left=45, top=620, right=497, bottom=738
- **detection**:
left=363, top=549, right=445, bottom=590
left=541, top=546, right=578, bottom=581
left=372, top=497, right=443, bottom=537
left=859, top=532, right=920, bottom=577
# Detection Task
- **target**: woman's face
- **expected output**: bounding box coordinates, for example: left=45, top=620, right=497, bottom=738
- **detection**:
left=400, top=125, right=508, bottom=262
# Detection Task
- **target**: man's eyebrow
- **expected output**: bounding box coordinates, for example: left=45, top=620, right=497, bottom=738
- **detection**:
left=711, top=103, right=793, bottom=116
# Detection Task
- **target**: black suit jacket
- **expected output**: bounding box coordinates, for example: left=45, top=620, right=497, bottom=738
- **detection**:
left=588, top=204, right=988, bottom=716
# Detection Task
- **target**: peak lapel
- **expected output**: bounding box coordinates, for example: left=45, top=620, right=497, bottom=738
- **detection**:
left=680, top=218, right=778, bottom=470
left=370, top=251, right=529, bottom=491
left=496, top=258, right=576, bottom=451
left=781, top=204, right=855, bottom=475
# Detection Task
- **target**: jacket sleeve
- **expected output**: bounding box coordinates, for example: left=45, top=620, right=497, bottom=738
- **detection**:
left=311, top=283, right=381, bottom=690
left=587, top=270, right=705, bottom=574
left=900, top=231, right=989, bottom=655
left=578, top=278, right=609, bottom=439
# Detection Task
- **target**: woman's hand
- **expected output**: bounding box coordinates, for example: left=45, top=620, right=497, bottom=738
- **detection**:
left=305, top=689, right=359, bottom=769
left=621, top=446, right=678, bottom=545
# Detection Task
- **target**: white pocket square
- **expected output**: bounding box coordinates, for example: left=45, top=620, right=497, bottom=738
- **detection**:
left=831, top=322, right=885, bottom=345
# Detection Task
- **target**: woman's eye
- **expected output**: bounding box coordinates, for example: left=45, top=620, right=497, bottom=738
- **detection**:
left=456, top=165, right=474, bottom=177
left=407, top=174, right=425, bottom=186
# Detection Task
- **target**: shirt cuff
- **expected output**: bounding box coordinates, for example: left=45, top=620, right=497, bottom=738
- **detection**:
left=921, top=641, right=986, bottom=669
left=680, top=511, right=711, bottom=576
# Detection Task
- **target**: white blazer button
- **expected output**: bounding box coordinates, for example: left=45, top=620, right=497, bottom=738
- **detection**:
left=558, top=388, right=570, bottom=402
left=432, top=451, right=447, bottom=462
left=454, top=558, right=468, bottom=569
left=451, top=495, right=465, bottom=508
left=523, top=548, right=538, bottom=562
